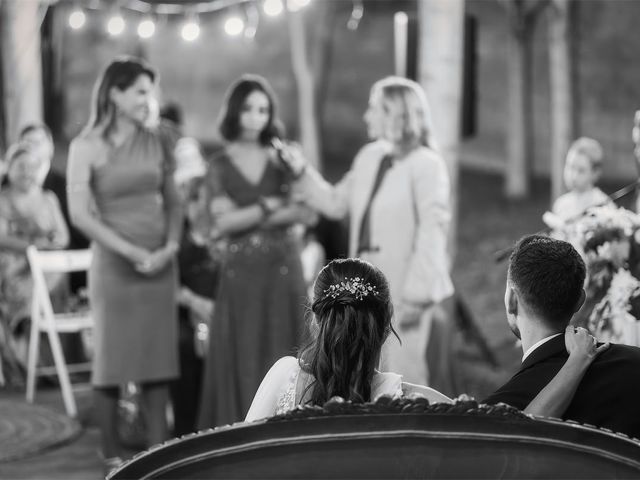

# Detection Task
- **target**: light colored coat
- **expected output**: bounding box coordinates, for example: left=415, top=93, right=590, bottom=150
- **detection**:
left=298, top=140, right=453, bottom=306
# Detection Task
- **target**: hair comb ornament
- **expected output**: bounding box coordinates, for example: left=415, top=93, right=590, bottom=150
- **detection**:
left=323, top=276, right=379, bottom=301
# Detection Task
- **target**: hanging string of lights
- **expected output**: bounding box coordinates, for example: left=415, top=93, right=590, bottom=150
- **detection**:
left=64, top=0, right=320, bottom=42
left=64, top=0, right=365, bottom=42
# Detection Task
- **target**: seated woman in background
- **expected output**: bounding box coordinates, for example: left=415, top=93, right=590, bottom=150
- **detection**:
left=0, top=142, right=69, bottom=385
left=246, top=258, right=608, bottom=421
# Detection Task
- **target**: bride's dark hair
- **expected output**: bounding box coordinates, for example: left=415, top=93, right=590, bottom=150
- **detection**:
left=299, top=258, right=397, bottom=405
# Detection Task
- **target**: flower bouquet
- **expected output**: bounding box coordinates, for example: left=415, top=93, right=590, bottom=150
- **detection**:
left=550, top=204, right=640, bottom=345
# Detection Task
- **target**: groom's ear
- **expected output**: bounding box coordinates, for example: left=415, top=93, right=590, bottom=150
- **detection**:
left=506, top=286, right=518, bottom=316
left=573, top=289, right=586, bottom=313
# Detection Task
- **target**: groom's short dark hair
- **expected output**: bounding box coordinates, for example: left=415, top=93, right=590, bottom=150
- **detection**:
left=508, top=234, right=586, bottom=328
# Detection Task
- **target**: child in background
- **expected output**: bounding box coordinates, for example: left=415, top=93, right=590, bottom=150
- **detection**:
left=543, top=137, right=611, bottom=230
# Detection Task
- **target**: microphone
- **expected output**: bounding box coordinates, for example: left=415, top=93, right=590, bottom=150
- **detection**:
left=270, top=137, right=305, bottom=178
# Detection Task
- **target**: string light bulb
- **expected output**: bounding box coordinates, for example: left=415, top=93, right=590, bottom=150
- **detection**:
left=244, top=3, right=259, bottom=40
left=224, top=15, right=244, bottom=36
left=181, top=14, right=200, bottom=42
left=263, top=0, right=284, bottom=17
left=287, top=0, right=311, bottom=12
left=347, top=0, right=364, bottom=31
left=106, top=12, right=125, bottom=36
left=68, top=7, right=86, bottom=30
left=137, top=17, right=156, bottom=39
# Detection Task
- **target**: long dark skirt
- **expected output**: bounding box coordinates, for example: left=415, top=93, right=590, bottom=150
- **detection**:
left=197, top=230, right=307, bottom=428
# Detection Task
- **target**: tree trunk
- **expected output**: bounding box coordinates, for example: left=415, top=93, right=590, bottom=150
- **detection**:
left=417, top=0, right=465, bottom=396
left=505, top=7, right=533, bottom=199
left=548, top=0, right=574, bottom=203
left=501, top=0, right=550, bottom=199
left=287, top=9, right=321, bottom=170
left=311, top=0, right=337, bottom=129
left=506, top=28, right=530, bottom=198
left=417, top=0, right=464, bottom=262
left=0, top=0, right=44, bottom=146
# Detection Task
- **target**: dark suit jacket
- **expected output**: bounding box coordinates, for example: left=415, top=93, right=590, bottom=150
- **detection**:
left=483, top=334, right=640, bottom=440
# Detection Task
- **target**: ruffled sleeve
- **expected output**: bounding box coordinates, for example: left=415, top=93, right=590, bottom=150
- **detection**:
left=371, top=371, right=404, bottom=400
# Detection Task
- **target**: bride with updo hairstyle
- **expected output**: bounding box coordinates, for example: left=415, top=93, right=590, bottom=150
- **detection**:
left=245, top=258, right=452, bottom=421
left=301, top=257, right=397, bottom=405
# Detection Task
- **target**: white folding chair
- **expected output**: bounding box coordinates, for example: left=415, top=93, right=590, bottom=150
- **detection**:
left=26, top=245, right=93, bottom=417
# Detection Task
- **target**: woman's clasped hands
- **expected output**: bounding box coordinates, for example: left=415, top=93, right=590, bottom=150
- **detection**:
left=131, top=241, right=179, bottom=275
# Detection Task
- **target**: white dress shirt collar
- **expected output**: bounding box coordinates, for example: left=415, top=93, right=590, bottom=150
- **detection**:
left=522, top=333, right=563, bottom=362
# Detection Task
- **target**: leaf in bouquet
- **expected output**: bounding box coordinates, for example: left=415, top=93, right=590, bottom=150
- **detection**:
left=588, top=296, right=611, bottom=335
left=587, top=263, right=612, bottom=290
left=605, top=239, right=631, bottom=268
left=628, top=233, right=640, bottom=278
left=608, top=269, right=640, bottom=310
left=584, top=227, right=625, bottom=253
left=629, top=295, right=640, bottom=320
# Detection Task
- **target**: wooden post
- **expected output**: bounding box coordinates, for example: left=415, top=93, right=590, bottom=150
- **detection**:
left=310, top=0, right=338, bottom=165
left=548, top=0, right=574, bottom=203
left=417, top=0, right=465, bottom=396
left=505, top=17, right=530, bottom=199
left=0, top=0, right=45, bottom=145
left=417, top=0, right=464, bottom=261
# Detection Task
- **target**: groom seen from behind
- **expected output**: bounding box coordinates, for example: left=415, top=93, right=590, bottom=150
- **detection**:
left=483, top=234, right=640, bottom=440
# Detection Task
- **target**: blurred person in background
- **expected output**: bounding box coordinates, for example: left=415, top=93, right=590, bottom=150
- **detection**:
left=0, top=142, right=69, bottom=386
left=19, top=123, right=90, bottom=292
left=197, top=74, right=315, bottom=428
left=287, top=76, right=453, bottom=386
left=66, top=57, right=182, bottom=474
left=171, top=135, right=219, bottom=436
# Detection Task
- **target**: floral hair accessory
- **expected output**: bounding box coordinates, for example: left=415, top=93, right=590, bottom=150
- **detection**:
left=323, top=276, right=379, bottom=301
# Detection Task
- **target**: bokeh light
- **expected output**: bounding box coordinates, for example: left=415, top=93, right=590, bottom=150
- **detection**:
left=224, top=16, right=245, bottom=36
left=106, top=14, right=125, bottom=36
left=181, top=20, right=200, bottom=41
left=68, top=8, right=86, bottom=30
left=263, top=0, right=284, bottom=17
left=137, top=18, right=156, bottom=39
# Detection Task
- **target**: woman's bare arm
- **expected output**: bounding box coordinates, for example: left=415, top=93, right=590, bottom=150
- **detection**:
left=524, top=327, right=609, bottom=417
left=66, top=136, right=151, bottom=265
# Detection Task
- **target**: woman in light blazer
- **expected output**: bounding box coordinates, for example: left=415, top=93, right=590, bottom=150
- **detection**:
left=290, top=76, right=453, bottom=385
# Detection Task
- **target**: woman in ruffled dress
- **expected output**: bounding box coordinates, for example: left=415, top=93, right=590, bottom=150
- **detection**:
left=197, top=74, right=315, bottom=428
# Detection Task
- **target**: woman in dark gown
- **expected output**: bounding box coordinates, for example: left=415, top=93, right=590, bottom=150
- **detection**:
left=197, top=75, right=316, bottom=428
